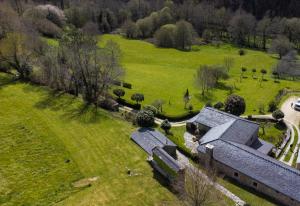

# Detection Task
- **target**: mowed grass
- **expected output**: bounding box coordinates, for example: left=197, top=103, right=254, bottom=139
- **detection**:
left=99, top=35, right=300, bottom=116
left=0, top=73, right=181, bottom=206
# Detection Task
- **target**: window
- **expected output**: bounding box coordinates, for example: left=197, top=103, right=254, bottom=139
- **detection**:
left=234, top=172, right=239, bottom=177
left=253, top=182, right=258, bottom=187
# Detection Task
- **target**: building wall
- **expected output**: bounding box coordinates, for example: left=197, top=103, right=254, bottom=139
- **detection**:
left=199, top=152, right=300, bottom=206
left=246, top=128, right=259, bottom=146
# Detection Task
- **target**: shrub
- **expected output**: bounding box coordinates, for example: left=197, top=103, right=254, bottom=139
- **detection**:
left=123, top=82, right=132, bottom=89
left=268, top=100, right=278, bottom=112
left=272, top=109, right=285, bottom=120
left=136, top=110, right=155, bottom=127
left=98, top=98, right=119, bottom=111
left=131, top=93, right=144, bottom=105
left=143, top=105, right=158, bottom=115
left=205, top=102, right=212, bottom=107
left=188, top=104, right=193, bottom=113
left=214, top=102, right=224, bottom=109
left=239, top=49, right=245, bottom=56
left=224, top=94, right=246, bottom=116
left=161, top=119, right=171, bottom=134
left=113, top=88, right=125, bottom=99
left=154, top=24, right=176, bottom=48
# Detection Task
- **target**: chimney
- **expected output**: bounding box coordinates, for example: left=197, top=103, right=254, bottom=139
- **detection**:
left=205, top=144, right=214, bottom=168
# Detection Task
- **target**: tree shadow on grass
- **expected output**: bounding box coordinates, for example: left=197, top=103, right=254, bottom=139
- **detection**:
left=62, top=103, right=108, bottom=124
left=215, top=82, right=232, bottom=91
left=194, top=92, right=214, bottom=102
left=33, top=89, right=106, bottom=124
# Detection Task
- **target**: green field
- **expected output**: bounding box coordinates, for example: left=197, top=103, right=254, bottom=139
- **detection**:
left=0, top=73, right=181, bottom=206
left=259, top=122, right=286, bottom=146
left=0, top=73, right=236, bottom=206
left=99, top=35, right=300, bottom=116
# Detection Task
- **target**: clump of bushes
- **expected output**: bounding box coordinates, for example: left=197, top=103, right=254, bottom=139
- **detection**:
left=239, top=49, right=246, bottom=56
left=143, top=105, right=158, bottom=115
left=136, top=110, right=155, bottom=127
left=214, top=102, right=224, bottom=110
left=272, top=109, right=285, bottom=121
left=224, top=94, right=246, bottom=116
left=161, top=119, right=171, bottom=134
left=268, top=100, right=278, bottom=112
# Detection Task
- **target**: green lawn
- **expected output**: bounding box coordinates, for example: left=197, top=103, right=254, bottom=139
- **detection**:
left=259, top=122, right=286, bottom=147
left=99, top=35, right=300, bottom=116
left=0, top=73, right=181, bottom=206
left=219, top=178, right=279, bottom=206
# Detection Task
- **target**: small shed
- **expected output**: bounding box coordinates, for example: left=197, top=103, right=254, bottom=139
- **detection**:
left=131, top=128, right=177, bottom=158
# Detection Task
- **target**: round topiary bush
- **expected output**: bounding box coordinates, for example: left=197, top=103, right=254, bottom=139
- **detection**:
left=272, top=109, right=285, bottom=120
left=224, top=94, right=246, bottom=116
left=136, top=110, right=155, bottom=127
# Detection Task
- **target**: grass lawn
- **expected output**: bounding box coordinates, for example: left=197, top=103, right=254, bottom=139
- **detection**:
left=0, top=73, right=181, bottom=206
left=259, top=122, right=286, bottom=147
left=219, top=178, right=279, bottom=206
left=99, top=35, right=300, bottom=116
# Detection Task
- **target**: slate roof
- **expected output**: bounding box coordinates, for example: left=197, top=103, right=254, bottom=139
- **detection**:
left=250, top=138, right=274, bottom=155
left=152, top=147, right=182, bottom=172
left=199, top=140, right=300, bottom=202
left=220, top=119, right=259, bottom=145
left=187, top=107, right=237, bottom=127
left=131, top=128, right=176, bottom=155
left=195, top=108, right=259, bottom=145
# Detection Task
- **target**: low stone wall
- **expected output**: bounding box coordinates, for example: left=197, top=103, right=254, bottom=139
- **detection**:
left=275, top=128, right=291, bottom=158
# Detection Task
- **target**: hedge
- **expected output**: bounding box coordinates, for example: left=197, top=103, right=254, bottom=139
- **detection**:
left=156, top=111, right=199, bottom=122
left=116, top=98, right=141, bottom=110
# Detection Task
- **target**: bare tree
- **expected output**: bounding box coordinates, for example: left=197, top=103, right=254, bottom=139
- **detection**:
left=223, top=57, right=234, bottom=72
left=173, top=166, right=226, bottom=206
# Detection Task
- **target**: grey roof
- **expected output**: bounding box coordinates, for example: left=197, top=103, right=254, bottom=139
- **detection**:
left=199, top=120, right=235, bottom=145
left=187, top=107, right=237, bottom=127
left=131, top=128, right=176, bottom=155
left=220, top=119, right=259, bottom=145
left=198, top=140, right=300, bottom=202
left=250, top=138, right=274, bottom=155
left=152, top=147, right=181, bottom=172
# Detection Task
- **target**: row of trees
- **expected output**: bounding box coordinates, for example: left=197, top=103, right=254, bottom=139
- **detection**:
left=0, top=3, right=124, bottom=105
left=3, top=0, right=300, bottom=55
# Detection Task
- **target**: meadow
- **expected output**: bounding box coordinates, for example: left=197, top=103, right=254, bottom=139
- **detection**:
left=0, top=73, right=235, bottom=206
left=99, top=35, right=300, bottom=116
left=0, top=73, right=180, bottom=206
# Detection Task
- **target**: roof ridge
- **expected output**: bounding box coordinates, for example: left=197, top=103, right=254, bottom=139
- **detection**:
left=200, top=120, right=236, bottom=145
left=221, top=139, right=300, bottom=176
left=204, top=107, right=259, bottom=125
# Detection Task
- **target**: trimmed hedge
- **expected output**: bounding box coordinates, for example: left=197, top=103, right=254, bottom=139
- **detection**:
left=156, top=111, right=199, bottom=122
left=116, top=98, right=141, bottom=110
left=112, top=81, right=132, bottom=89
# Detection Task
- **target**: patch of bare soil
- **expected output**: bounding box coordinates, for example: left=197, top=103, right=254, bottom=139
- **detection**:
left=72, top=176, right=99, bottom=188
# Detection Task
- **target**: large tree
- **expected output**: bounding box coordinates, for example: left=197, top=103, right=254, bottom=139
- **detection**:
left=174, top=20, right=195, bottom=51
left=224, top=94, right=246, bottom=116
left=228, top=11, right=256, bottom=46
left=269, top=36, right=293, bottom=59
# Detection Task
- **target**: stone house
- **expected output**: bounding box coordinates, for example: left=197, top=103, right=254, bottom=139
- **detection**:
left=189, top=107, right=300, bottom=206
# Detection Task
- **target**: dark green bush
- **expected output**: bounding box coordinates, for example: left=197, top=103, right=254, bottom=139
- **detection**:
left=136, top=110, right=155, bottom=127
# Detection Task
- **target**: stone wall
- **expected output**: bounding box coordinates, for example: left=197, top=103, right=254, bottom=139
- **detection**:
left=200, top=153, right=299, bottom=206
